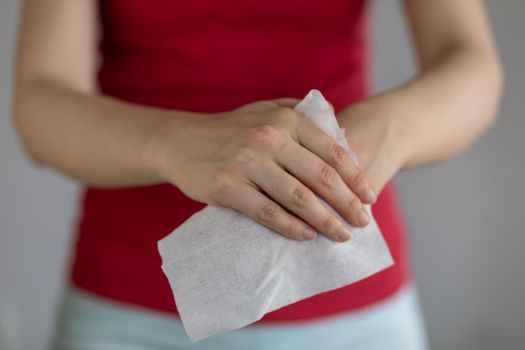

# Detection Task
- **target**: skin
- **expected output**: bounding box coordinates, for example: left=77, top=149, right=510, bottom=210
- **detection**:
left=12, top=0, right=503, bottom=243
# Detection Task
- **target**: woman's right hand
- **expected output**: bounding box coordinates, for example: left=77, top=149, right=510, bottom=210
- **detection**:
left=151, top=99, right=377, bottom=242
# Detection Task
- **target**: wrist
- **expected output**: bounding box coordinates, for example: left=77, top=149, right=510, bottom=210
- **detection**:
left=339, top=92, right=408, bottom=173
left=360, top=89, right=416, bottom=172
left=382, top=86, right=421, bottom=171
left=141, top=110, right=193, bottom=186
left=143, top=110, right=225, bottom=186
left=378, top=90, right=414, bottom=172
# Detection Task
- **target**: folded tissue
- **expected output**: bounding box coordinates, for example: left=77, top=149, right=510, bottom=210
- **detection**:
left=157, top=89, right=394, bottom=342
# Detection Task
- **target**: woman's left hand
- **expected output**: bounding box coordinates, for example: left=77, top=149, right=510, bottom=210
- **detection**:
left=336, top=95, right=406, bottom=196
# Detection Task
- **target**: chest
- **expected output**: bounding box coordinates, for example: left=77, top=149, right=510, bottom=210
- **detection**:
left=99, top=0, right=367, bottom=38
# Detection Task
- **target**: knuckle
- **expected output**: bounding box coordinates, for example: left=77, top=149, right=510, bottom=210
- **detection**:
left=330, top=143, right=347, bottom=165
left=255, top=100, right=278, bottom=108
left=318, top=165, right=337, bottom=188
left=273, top=107, right=295, bottom=121
left=257, top=203, right=279, bottom=223
left=270, top=107, right=299, bottom=128
left=291, top=186, right=313, bottom=207
left=284, top=219, right=302, bottom=238
left=321, top=214, right=339, bottom=232
left=232, top=146, right=256, bottom=163
left=351, top=167, right=365, bottom=187
left=250, top=124, right=282, bottom=148
left=209, top=169, right=236, bottom=195
left=346, top=196, right=362, bottom=212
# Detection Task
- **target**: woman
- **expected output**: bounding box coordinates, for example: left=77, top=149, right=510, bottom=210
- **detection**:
left=13, top=0, right=502, bottom=349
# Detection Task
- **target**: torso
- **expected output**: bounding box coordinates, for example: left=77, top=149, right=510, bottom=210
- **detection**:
left=70, top=0, right=411, bottom=322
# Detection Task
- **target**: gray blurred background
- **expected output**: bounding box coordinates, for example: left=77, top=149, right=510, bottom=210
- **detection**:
left=1, top=1, right=524, bottom=349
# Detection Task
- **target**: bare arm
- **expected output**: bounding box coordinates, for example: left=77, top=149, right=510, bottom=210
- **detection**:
left=12, top=0, right=380, bottom=242
left=337, top=0, right=503, bottom=192
left=12, top=0, right=204, bottom=187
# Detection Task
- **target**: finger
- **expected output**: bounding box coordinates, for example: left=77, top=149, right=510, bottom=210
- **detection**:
left=249, top=160, right=354, bottom=242
left=274, top=139, right=370, bottom=228
left=219, top=181, right=318, bottom=241
left=294, top=119, right=376, bottom=204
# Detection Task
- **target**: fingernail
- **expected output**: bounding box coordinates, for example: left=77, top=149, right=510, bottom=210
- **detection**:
left=303, top=228, right=317, bottom=240
left=337, top=225, right=352, bottom=241
left=366, top=188, right=377, bottom=202
left=358, top=210, right=369, bottom=226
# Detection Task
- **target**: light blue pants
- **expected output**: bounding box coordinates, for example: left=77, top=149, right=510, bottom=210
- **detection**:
left=52, top=284, right=430, bottom=350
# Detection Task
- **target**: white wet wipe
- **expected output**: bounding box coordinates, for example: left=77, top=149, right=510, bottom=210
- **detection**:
left=158, top=89, right=394, bottom=342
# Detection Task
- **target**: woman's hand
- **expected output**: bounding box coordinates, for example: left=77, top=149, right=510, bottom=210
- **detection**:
left=337, top=95, right=407, bottom=196
left=150, top=99, right=377, bottom=242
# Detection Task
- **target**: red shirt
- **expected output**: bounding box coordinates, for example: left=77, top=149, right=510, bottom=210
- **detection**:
left=70, top=0, right=411, bottom=322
